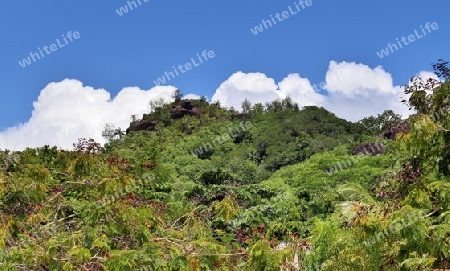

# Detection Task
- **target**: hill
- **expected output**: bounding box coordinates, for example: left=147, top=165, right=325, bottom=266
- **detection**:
left=1, top=60, right=450, bottom=270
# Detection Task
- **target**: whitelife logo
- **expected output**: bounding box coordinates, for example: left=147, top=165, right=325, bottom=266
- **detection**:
left=18, top=31, right=81, bottom=68
left=376, top=22, right=439, bottom=59
left=250, top=0, right=313, bottom=35
left=153, top=50, right=215, bottom=86
left=115, top=0, right=149, bottom=16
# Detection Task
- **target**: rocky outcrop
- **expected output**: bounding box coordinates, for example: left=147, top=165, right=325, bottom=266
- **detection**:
left=353, top=142, right=386, bottom=156
left=170, top=101, right=201, bottom=119
left=126, top=100, right=202, bottom=133
left=231, top=113, right=249, bottom=120
left=383, top=121, right=410, bottom=140
left=126, top=120, right=157, bottom=134
left=352, top=121, right=410, bottom=156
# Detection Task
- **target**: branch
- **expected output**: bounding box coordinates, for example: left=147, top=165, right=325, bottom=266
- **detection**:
left=433, top=122, right=450, bottom=132
left=424, top=208, right=440, bottom=218
left=170, top=213, right=189, bottom=228
left=65, top=180, right=94, bottom=185
left=191, top=252, right=246, bottom=257
left=43, top=213, right=78, bottom=229
left=152, top=237, right=184, bottom=248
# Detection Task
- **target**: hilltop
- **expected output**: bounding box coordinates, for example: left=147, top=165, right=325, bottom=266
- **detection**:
left=1, top=60, right=450, bottom=270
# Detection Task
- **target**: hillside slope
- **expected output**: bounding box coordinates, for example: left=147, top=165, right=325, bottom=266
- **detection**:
left=1, top=60, right=450, bottom=270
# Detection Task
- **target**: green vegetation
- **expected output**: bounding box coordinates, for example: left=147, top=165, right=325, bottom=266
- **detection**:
left=1, top=60, right=450, bottom=270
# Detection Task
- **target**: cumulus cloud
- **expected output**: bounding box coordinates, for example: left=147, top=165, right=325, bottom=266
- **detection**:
left=0, top=79, right=182, bottom=150
left=412, top=71, right=441, bottom=95
left=277, top=74, right=325, bottom=106
left=416, top=71, right=439, bottom=82
left=325, top=61, right=398, bottom=97
left=211, top=72, right=323, bottom=109
left=0, top=61, right=439, bottom=150
left=211, top=61, right=437, bottom=121
left=323, top=61, right=410, bottom=121
left=323, top=62, right=441, bottom=121
left=211, top=72, right=280, bottom=109
left=183, top=93, right=202, bottom=100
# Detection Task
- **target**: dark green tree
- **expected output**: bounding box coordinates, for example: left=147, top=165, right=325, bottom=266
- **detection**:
left=358, top=110, right=403, bottom=135
left=172, top=89, right=183, bottom=103
left=241, top=99, right=251, bottom=114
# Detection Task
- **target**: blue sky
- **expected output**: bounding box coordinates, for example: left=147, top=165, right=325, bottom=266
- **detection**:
left=0, top=0, right=449, bottom=148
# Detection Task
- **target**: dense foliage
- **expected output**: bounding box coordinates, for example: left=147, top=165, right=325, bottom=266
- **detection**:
left=1, top=60, right=449, bottom=270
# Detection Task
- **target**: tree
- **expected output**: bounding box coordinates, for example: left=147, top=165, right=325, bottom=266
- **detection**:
left=241, top=99, right=251, bottom=114
left=265, top=97, right=299, bottom=112
left=102, top=123, right=116, bottom=142
left=149, top=98, right=166, bottom=112
left=358, top=110, right=403, bottom=135
left=73, top=137, right=102, bottom=154
left=199, top=95, right=208, bottom=107
left=403, top=59, right=449, bottom=114
left=102, top=124, right=126, bottom=143
left=172, top=89, right=183, bottom=102
left=432, top=59, right=450, bottom=80
left=250, top=103, right=264, bottom=117
left=147, top=98, right=171, bottom=124
left=403, top=59, right=450, bottom=175
left=281, top=96, right=299, bottom=111
left=114, top=127, right=125, bottom=139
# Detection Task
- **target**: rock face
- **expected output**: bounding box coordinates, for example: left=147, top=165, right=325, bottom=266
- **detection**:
left=352, top=121, right=410, bottom=156
left=353, top=142, right=386, bottom=156
left=126, top=120, right=157, bottom=134
left=231, top=113, right=248, bottom=120
left=170, top=101, right=201, bottom=119
left=126, top=100, right=201, bottom=133
left=383, top=121, right=410, bottom=140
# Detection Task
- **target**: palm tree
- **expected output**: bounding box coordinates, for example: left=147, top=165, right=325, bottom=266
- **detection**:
left=113, top=127, right=125, bottom=139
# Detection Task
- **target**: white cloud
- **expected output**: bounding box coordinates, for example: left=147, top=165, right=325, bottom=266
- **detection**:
left=323, top=61, right=410, bottom=121
left=211, top=61, right=432, bottom=121
left=325, top=61, right=398, bottom=97
left=0, top=79, right=182, bottom=150
left=0, top=61, right=438, bottom=150
left=416, top=71, right=439, bottom=82
left=183, top=93, right=202, bottom=100
left=211, top=71, right=323, bottom=109
left=323, top=62, right=440, bottom=121
left=211, top=72, right=279, bottom=109
left=277, top=74, right=325, bottom=107
left=411, top=71, right=441, bottom=95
